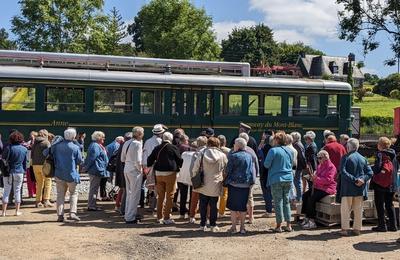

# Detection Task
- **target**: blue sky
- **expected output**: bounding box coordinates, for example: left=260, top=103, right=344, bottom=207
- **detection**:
left=0, top=0, right=396, bottom=77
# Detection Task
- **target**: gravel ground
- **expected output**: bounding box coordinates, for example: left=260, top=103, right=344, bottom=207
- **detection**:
left=1, top=180, right=400, bottom=259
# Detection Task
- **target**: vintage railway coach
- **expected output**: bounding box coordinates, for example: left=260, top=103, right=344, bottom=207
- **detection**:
left=0, top=50, right=352, bottom=145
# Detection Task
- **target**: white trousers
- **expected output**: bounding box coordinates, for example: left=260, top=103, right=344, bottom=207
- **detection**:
left=56, top=178, right=78, bottom=216
left=124, top=169, right=143, bottom=221
left=341, top=196, right=363, bottom=231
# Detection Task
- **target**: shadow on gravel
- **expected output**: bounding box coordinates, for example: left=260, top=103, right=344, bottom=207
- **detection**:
left=287, top=231, right=343, bottom=241
left=353, top=240, right=400, bottom=253
left=141, top=229, right=266, bottom=238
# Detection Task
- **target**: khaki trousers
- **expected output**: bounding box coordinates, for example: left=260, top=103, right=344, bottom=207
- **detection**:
left=33, top=165, right=52, bottom=202
left=218, top=187, right=228, bottom=215
left=156, top=174, right=177, bottom=220
left=341, top=196, right=363, bottom=231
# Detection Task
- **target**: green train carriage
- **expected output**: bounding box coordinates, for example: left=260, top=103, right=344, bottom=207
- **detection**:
left=0, top=50, right=352, bottom=146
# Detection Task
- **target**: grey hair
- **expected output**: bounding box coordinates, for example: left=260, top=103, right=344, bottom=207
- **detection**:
left=38, top=129, right=49, bottom=138
left=115, top=136, right=124, bottom=142
left=124, top=132, right=133, bottom=140
left=217, top=135, right=227, bottom=146
left=346, top=138, right=359, bottom=152
left=91, top=131, right=105, bottom=141
left=132, top=127, right=144, bottom=138
left=290, top=132, right=301, bottom=142
left=340, top=134, right=349, bottom=141
left=304, top=131, right=316, bottom=140
left=196, top=136, right=208, bottom=147
left=162, top=132, right=173, bottom=143
left=235, top=137, right=247, bottom=150
left=64, top=128, right=77, bottom=141
left=239, top=132, right=249, bottom=142
left=317, top=150, right=329, bottom=160
left=285, top=134, right=293, bottom=145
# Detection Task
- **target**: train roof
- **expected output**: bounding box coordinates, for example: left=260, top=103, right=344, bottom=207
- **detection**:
left=0, top=65, right=352, bottom=92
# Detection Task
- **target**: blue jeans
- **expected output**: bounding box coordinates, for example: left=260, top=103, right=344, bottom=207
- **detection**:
left=294, top=169, right=303, bottom=201
left=261, top=181, right=273, bottom=213
left=271, top=182, right=292, bottom=224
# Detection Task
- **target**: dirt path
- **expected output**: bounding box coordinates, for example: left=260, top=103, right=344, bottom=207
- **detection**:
left=1, top=193, right=400, bottom=260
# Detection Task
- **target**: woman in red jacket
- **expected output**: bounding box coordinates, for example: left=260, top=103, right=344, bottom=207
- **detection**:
left=301, top=150, right=337, bottom=229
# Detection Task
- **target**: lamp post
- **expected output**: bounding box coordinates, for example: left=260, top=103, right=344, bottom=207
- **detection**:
left=347, top=52, right=355, bottom=88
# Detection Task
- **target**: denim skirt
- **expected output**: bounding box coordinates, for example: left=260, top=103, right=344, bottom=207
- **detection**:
left=227, top=185, right=250, bottom=212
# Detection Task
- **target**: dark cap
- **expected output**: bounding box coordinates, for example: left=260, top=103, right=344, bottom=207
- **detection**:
left=205, top=128, right=214, bottom=137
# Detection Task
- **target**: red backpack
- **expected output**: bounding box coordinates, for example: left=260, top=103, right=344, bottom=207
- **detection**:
left=372, top=154, right=393, bottom=188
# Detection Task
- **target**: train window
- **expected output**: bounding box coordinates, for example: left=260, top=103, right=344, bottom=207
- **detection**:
left=171, top=91, right=177, bottom=114
left=46, top=87, right=84, bottom=112
left=289, top=94, right=320, bottom=116
left=94, top=89, right=132, bottom=113
left=248, top=95, right=259, bottom=116
left=1, top=86, right=35, bottom=111
left=193, top=92, right=200, bottom=115
left=140, top=90, right=164, bottom=114
left=328, top=95, right=337, bottom=107
left=205, top=93, right=212, bottom=116
left=140, top=91, right=154, bottom=114
left=264, top=95, right=281, bottom=116
left=183, top=92, right=188, bottom=115
left=220, top=93, right=242, bottom=115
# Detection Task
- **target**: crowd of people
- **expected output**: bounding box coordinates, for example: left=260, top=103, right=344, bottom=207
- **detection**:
left=0, top=123, right=399, bottom=236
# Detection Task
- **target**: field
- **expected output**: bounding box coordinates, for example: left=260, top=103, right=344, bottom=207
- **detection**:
left=354, top=94, right=400, bottom=118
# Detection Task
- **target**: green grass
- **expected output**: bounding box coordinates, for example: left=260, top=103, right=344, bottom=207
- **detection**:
left=354, top=94, right=400, bottom=118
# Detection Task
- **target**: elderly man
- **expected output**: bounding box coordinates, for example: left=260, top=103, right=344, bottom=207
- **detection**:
left=338, top=138, right=373, bottom=236
left=229, top=123, right=258, bottom=154
left=121, top=127, right=145, bottom=224
left=291, top=132, right=306, bottom=202
left=50, top=128, right=83, bottom=222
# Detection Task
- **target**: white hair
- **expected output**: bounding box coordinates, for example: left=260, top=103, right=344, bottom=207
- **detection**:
left=238, top=132, right=249, bottom=142
left=91, top=131, right=105, bottom=141
left=290, top=132, right=301, bottom=142
left=132, top=127, right=144, bottom=138
left=162, top=132, right=173, bottom=143
left=317, top=150, right=329, bottom=160
left=115, top=136, right=124, bottom=142
left=340, top=134, right=349, bottom=140
left=286, top=134, right=293, bottom=145
left=64, top=128, right=77, bottom=141
left=304, top=131, right=316, bottom=140
left=196, top=136, right=207, bottom=147
left=235, top=137, right=247, bottom=150
left=346, top=138, right=359, bottom=152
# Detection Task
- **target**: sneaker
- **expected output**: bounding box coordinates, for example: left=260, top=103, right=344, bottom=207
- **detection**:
left=189, top=217, right=196, bottom=224
left=163, top=219, right=175, bottom=225
left=15, top=211, right=22, bottom=216
left=371, top=226, right=387, bottom=232
left=211, top=226, right=220, bottom=233
left=240, top=229, right=247, bottom=234
left=35, top=202, right=44, bottom=208
left=300, top=218, right=309, bottom=226
left=43, top=200, right=54, bottom=208
left=302, top=220, right=317, bottom=230
left=68, top=213, right=81, bottom=221
left=57, top=215, right=64, bottom=222
left=157, top=219, right=163, bottom=224
left=199, top=226, right=208, bottom=232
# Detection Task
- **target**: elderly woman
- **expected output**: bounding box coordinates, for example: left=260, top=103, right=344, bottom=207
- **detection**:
left=85, top=131, right=109, bottom=211
left=50, top=128, right=83, bottom=222
left=31, top=129, right=52, bottom=208
left=301, top=150, right=337, bottom=229
left=264, top=131, right=294, bottom=233
left=226, top=137, right=255, bottom=234
left=338, top=138, right=373, bottom=236
left=370, top=137, right=398, bottom=232
left=192, top=137, right=227, bottom=232
left=147, top=132, right=183, bottom=225
left=1, top=131, right=27, bottom=217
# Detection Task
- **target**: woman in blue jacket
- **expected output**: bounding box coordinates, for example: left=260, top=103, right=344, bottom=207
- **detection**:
left=1, top=131, right=27, bottom=217
left=85, top=131, right=109, bottom=211
left=264, top=131, right=294, bottom=233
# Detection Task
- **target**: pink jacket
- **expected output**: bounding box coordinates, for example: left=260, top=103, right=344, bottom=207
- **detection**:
left=313, top=160, right=337, bottom=195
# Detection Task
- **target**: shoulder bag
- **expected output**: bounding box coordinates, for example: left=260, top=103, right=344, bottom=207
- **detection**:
left=0, top=147, right=11, bottom=177
left=191, top=151, right=205, bottom=189
left=42, top=147, right=55, bottom=178
left=146, top=143, right=168, bottom=189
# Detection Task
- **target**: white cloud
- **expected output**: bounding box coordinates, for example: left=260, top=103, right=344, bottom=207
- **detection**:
left=249, top=0, right=340, bottom=43
left=213, top=20, right=257, bottom=43
left=274, top=29, right=312, bottom=44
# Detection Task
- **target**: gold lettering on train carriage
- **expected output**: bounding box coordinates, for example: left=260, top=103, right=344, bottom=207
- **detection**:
left=51, top=120, right=69, bottom=127
left=245, top=122, right=303, bottom=130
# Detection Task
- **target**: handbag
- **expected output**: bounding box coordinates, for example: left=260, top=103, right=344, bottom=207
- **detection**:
left=42, top=147, right=55, bottom=178
left=0, top=147, right=11, bottom=177
left=191, top=151, right=205, bottom=189
left=146, top=143, right=168, bottom=189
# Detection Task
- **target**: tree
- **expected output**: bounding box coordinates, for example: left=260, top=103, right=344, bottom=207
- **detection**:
left=11, top=0, right=107, bottom=53
left=364, top=73, right=379, bottom=85
left=374, top=73, right=400, bottom=96
left=337, top=0, right=400, bottom=66
left=0, top=28, right=17, bottom=50
left=221, top=24, right=279, bottom=67
left=128, top=0, right=220, bottom=60
left=103, top=7, right=135, bottom=56
left=278, top=42, right=324, bottom=64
